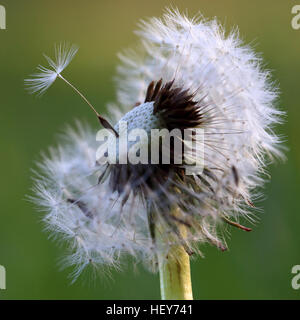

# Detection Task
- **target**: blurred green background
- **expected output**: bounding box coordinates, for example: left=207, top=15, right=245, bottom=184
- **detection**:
left=0, top=0, right=299, bottom=299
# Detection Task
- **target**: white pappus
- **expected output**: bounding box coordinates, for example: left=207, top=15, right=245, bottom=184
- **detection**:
left=26, top=9, right=284, bottom=280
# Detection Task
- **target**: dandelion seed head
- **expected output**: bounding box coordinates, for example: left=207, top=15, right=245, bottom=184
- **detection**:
left=29, top=9, right=284, bottom=279
left=116, top=102, right=163, bottom=136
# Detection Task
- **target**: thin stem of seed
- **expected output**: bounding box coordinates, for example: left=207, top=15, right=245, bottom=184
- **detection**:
left=222, top=215, right=252, bottom=232
left=57, top=74, right=118, bottom=136
left=58, top=74, right=99, bottom=116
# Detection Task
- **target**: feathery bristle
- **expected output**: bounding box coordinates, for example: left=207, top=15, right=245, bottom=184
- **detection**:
left=25, top=43, right=78, bottom=95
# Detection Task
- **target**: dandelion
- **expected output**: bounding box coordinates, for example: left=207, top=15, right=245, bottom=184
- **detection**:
left=27, top=9, right=284, bottom=299
left=25, top=43, right=78, bottom=95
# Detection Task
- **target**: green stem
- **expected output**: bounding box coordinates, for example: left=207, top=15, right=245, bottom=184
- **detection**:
left=157, top=240, right=193, bottom=300
left=155, top=208, right=193, bottom=300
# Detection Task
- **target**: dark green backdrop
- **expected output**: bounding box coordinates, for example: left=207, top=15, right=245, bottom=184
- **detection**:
left=0, top=0, right=299, bottom=299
